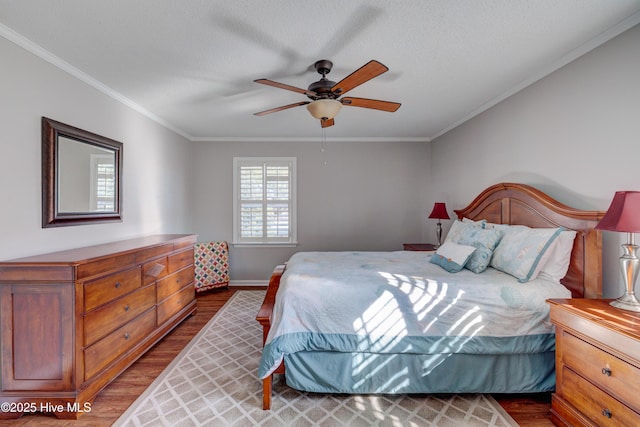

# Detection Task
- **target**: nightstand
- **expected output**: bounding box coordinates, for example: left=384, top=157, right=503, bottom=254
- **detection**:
left=547, top=298, right=640, bottom=427
left=403, top=243, right=437, bottom=251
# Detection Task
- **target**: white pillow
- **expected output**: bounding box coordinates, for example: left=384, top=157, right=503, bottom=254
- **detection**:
left=490, top=225, right=563, bottom=282
left=537, top=230, right=577, bottom=282
left=429, top=242, right=476, bottom=273
left=488, top=223, right=577, bottom=283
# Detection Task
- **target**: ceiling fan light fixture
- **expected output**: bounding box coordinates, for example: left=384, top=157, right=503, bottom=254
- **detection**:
left=306, top=99, right=342, bottom=120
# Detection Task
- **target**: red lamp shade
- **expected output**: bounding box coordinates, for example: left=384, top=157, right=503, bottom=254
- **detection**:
left=428, top=202, right=450, bottom=220
left=596, top=191, right=640, bottom=233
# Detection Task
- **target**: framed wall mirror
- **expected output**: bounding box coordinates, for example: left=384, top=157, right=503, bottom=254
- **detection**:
left=42, top=117, right=123, bottom=227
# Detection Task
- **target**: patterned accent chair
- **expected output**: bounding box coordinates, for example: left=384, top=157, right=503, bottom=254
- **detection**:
left=194, top=241, right=230, bottom=292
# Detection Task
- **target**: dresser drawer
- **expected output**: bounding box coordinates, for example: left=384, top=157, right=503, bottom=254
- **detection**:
left=84, top=308, right=156, bottom=380
left=157, top=284, right=194, bottom=325
left=173, top=238, right=195, bottom=251
left=157, top=266, right=194, bottom=302
left=562, top=330, right=640, bottom=410
left=135, top=245, right=171, bottom=265
left=84, top=267, right=142, bottom=311
left=142, top=257, right=168, bottom=285
left=84, top=285, right=156, bottom=346
left=168, top=248, right=194, bottom=273
left=76, top=253, right=136, bottom=280
left=563, top=367, right=640, bottom=426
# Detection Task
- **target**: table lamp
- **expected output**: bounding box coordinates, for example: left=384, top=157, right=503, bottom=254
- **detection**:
left=428, top=202, right=450, bottom=248
left=596, top=191, right=640, bottom=312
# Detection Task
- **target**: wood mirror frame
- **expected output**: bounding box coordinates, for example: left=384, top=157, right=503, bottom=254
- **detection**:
left=42, top=117, right=123, bottom=227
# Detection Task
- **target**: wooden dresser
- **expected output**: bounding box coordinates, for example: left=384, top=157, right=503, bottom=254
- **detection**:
left=548, top=298, right=640, bottom=426
left=0, top=234, right=197, bottom=419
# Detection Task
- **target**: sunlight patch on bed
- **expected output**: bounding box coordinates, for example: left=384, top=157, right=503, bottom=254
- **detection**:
left=351, top=289, right=411, bottom=391
left=418, top=315, right=486, bottom=377
left=348, top=270, right=490, bottom=391
left=378, top=271, right=459, bottom=324
left=371, top=270, right=489, bottom=379
left=448, top=305, right=480, bottom=334
left=352, top=353, right=409, bottom=390
left=377, top=366, right=410, bottom=390
left=353, top=289, right=408, bottom=341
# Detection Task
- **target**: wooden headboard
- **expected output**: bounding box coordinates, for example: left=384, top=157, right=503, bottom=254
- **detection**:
left=454, top=183, right=604, bottom=299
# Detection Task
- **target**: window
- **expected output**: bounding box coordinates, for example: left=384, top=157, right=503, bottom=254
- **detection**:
left=90, top=154, right=116, bottom=211
left=233, top=157, right=297, bottom=245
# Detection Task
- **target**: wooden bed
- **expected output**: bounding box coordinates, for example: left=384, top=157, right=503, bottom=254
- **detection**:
left=256, top=182, right=604, bottom=410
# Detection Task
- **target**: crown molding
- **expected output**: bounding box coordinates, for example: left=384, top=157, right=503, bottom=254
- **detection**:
left=190, top=136, right=431, bottom=143
left=2, top=23, right=426, bottom=144
left=1, top=23, right=430, bottom=144
left=0, top=23, right=193, bottom=141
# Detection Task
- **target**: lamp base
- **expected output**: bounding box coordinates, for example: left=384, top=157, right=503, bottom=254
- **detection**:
left=610, top=293, right=640, bottom=312
left=435, top=221, right=443, bottom=248
left=611, top=241, right=640, bottom=312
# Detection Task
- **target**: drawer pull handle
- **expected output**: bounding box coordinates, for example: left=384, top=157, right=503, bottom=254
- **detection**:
left=602, top=408, right=612, bottom=418
left=602, top=367, right=612, bottom=376
left=124, top=305, right=130, bottom=312
left=124, top=333, right=130, bottom=340
left=115, top=282, right=121, bottom=289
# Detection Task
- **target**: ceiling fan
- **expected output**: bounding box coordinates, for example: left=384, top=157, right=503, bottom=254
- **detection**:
left=253, top=59, right=401, bottom=128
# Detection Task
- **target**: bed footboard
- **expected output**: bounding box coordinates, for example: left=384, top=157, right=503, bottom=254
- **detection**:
left=256, top=264, right=286, bottom=410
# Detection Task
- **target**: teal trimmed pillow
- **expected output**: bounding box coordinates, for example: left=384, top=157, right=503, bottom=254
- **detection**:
left=429, top=242, right=476, bottom=273
left=538, top=230, right=577, bottom=282
left=490, top=226, right=563, bottom=282
left=444, top=219, right=483, bottom=245
left=458, top=227, right=504, bottom=273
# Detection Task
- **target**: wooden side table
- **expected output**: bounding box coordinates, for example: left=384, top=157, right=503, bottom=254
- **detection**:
left=403, top=243, right=437, bottom=251
left=547, top=298, right=640, bottom=427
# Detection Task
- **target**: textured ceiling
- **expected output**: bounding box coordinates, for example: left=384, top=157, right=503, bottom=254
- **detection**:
left=1, top=0, right=639, bottom=141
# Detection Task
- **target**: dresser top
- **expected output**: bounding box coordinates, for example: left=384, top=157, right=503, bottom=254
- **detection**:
left=548, top=298, right=640, bottom=339
left=0, top=234, right=196, bottom=265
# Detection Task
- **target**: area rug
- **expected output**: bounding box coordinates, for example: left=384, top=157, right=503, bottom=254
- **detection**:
left=114, top=290, right=518, bottom=427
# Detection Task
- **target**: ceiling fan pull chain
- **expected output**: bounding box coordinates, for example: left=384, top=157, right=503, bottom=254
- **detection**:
left=321, top=128, right=328, bottom=166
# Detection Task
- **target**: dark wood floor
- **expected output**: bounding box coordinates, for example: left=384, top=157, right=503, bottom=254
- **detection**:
left=1, top=287, right=554, bottom=426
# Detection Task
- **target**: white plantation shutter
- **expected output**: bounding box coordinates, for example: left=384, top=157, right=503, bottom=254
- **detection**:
left=233, top=157, right=297, bottom=245
left=90, top=154, right=116, bottom=211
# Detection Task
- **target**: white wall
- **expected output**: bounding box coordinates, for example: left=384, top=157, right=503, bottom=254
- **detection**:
left=191, top=140, right=431, bottom=281
left=0, top=36, right=193, bottom=260
left=431, top=24, right=640, bottom=298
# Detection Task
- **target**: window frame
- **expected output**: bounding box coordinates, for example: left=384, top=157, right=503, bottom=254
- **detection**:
left=90, top=153, right=116, bottom=211
left=232, top=157, right=297, bottom=247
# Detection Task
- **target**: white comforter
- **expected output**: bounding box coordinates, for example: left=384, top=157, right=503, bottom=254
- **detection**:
left=259, top=251, right=571, bottom=378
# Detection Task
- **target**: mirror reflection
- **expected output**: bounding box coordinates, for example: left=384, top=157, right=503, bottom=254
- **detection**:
left=58, top=136, right=117, bottom=213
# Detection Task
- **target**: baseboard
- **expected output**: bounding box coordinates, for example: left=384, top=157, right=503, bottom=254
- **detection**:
left=229, top=280, right=269, bottom=287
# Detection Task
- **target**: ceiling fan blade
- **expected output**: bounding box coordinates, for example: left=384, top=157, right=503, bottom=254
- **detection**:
left=341, top=97, right=401, bottom=112
left=321, top=118, right=335, bottom=128
left=254, top=101, right=310, bottom=116
left=254, top=79, right=316, bottom=97
left=330, top=60, right=389, bottom=95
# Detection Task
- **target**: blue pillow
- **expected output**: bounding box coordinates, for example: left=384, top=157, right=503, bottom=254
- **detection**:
left=429, top=242, right=476, bottom=273
left=458, top=227, right=504, bottom=273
